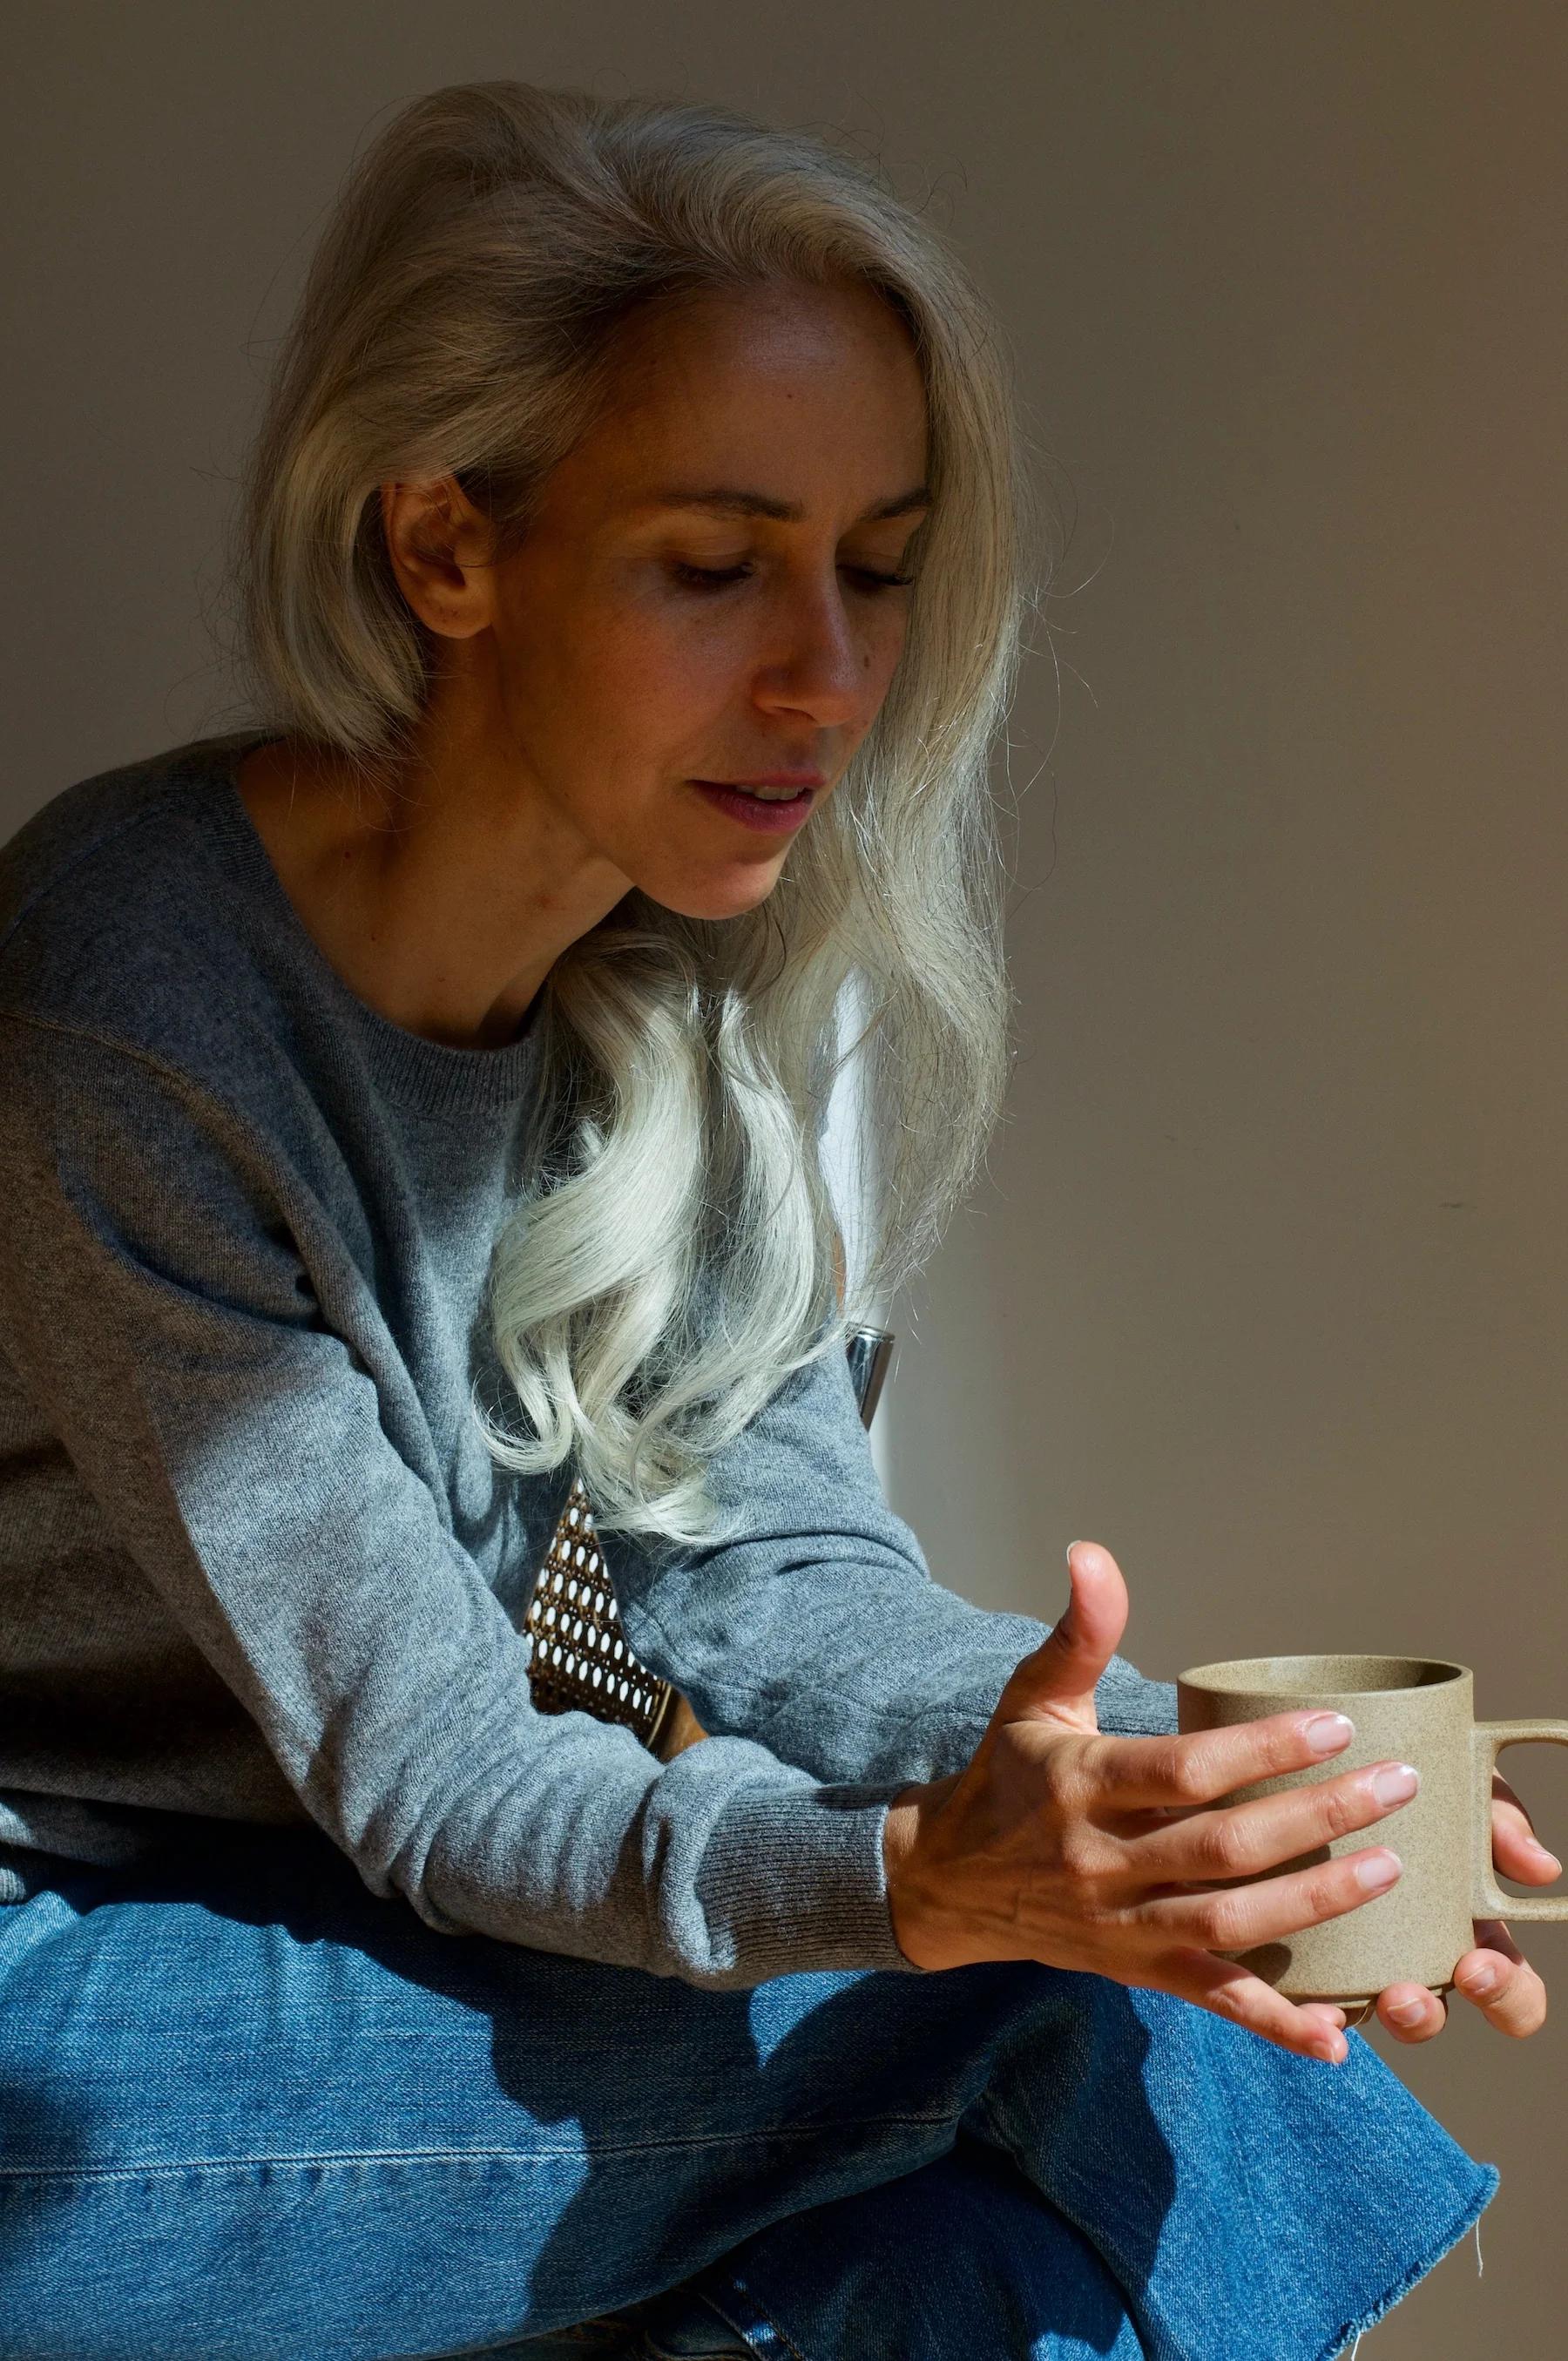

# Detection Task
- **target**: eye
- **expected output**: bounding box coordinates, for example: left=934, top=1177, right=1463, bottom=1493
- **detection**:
left=670, top=562, right=753, bottom=591
left=669, top=562, right=916, bottom=594
left=851, top=568, right=916, bottom=592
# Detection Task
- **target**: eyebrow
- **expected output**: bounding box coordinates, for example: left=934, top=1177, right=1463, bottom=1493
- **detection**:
left=637, top=484, right=932, bottom=524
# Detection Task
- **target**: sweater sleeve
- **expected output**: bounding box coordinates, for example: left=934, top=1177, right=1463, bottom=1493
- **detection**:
left=0, top=1013, right=917, bottom=1989
left=604, top=1308, right=1179, bottom=1789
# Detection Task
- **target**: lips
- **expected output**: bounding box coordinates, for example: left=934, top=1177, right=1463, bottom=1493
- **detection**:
left=692, top=779, right=817, bottom=832
left=699, top=783, right=826, bottom=802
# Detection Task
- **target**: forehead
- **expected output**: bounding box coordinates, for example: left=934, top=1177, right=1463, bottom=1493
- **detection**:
left=586, top=280, right=929, bottom=506
left=626, top=482, right=932, bottom=527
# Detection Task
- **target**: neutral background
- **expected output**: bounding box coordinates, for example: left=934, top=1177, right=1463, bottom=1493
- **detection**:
left=4, top=3, right=1564, bottom=2348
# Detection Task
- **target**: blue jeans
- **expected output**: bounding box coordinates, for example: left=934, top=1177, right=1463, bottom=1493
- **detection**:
left=0, top=1823, right=1497, bottom=2360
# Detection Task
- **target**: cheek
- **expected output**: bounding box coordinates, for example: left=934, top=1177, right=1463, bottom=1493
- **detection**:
left=504, top=587, right=727, bottom=751
left=864, top=612, right=912, bottom=706
left=598, top=603, right=742, bottom=742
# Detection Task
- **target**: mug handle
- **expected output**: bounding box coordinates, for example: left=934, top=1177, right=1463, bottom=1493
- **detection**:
left=1471, top=1720, right=1568, bottom=1921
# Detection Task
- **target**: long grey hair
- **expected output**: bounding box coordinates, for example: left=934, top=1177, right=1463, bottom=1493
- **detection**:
left=227, top=80, right=1041, bottom=1553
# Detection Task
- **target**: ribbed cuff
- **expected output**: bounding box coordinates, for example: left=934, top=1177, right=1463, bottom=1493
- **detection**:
left=693, top=1782, right=925, bottom=1985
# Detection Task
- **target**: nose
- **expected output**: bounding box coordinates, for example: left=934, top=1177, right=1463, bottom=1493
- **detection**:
left=752, top=572, right=882, bottom=731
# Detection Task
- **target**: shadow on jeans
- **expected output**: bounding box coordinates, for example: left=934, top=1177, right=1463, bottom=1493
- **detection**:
left=0, top=1822, right=1172, bottom=2359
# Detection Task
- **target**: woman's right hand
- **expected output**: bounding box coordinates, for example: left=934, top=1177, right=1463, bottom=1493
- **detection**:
left=882, top=1541, right=1417, bottom=2065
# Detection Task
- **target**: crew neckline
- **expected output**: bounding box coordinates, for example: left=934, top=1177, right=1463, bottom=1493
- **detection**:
left=203, top=728, right=546, bottom=1122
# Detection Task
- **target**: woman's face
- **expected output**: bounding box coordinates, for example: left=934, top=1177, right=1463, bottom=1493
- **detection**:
left=427, top=276, right=931, bottom=924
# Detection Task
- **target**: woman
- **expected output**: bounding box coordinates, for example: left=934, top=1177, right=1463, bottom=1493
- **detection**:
left=0, top=79, right=1551, bottom=2361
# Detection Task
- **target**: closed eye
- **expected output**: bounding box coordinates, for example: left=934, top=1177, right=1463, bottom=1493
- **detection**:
left=671, top=562, right=916, bottom=593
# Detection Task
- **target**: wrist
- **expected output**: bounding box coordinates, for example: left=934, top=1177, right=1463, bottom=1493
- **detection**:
left=882, top=1774, right=958, bottom=1969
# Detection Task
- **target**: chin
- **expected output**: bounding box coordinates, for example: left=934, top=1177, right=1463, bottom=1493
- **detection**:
left=646, top=866, right=784, bottom=922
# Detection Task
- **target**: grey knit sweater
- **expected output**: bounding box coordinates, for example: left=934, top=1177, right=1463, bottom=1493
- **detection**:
left=0, top=730, right=1178, bottom=1986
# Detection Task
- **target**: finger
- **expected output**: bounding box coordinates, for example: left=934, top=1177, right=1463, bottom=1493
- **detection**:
left=1129, top=1756, right=1419, bottom=1886
left=1150, top=1946, right=1352, bottom=2063
left=1083, top=1703, right=1357, bottom=1815
left=1453, top=1925, right=1548, bottom=2037
left=1490, top=1791, right=1563, bottom=1883
left=999, top=1543, right=1129, bottom=1728
left=1140, top=1843, right=1403, bottom=1951
left=1375, top=1982, right=1449, bottom=2043
left=1470, top=1917, right=1524, bottom=1964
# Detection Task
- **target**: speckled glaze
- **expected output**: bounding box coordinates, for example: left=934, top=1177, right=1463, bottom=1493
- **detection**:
left=1176, top=1654, right=1568, bottom=2007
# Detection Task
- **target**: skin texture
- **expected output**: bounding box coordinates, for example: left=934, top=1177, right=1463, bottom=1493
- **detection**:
left=239, top=281, right=1551, bottom=2053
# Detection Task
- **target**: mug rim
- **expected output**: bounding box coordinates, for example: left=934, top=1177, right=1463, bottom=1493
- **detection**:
left=1178, top=1653, right=1469, bottom=1697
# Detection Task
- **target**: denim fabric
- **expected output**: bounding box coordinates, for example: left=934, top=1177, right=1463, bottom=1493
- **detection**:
left=0, top=1826, right=1496, bottom=2361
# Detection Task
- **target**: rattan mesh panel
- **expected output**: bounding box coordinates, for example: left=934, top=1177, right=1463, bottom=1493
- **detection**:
left=524, top=1326, right=894, bottom=1755
left=524, top=1477, right=673, bottom=1749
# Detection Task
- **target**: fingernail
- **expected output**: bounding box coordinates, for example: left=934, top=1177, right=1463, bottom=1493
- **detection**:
left=1314, top=2034, right=1347, bottom=2064
left=1386, top=1997, right=1428, bottom=2027
left=1303, top=1711, right=1355, bottom=1755
left=1464, top=1964, right=1502, bottom=1999
left=1370, top=1762, right=1420, bottom=1806
left=1355, top=1848, right=1402, bottom=1891
left=1530, top=1838, right=1562, bottom=1871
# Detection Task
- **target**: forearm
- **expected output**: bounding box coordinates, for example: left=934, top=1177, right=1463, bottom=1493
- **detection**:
left=630, top=1580, right=1175, bottom=1786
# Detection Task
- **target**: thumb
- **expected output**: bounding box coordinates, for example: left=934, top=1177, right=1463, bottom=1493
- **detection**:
left=1000, top=1541, right=1130, bottom=1728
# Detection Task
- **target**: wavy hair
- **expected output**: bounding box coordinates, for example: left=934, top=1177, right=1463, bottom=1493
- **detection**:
left=226, top=79, right=1042, bottom=1553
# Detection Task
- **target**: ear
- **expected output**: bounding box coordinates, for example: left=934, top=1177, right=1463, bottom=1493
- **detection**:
left=378, top=474, right=494, bottom=641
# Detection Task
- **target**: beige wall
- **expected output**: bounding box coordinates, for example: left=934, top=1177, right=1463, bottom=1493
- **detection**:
left=5, top=3, right=1564, bottom=2347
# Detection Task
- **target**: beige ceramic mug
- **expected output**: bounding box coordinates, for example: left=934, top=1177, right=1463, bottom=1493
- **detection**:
left=1176, top=1654, right=1568, bottom=2009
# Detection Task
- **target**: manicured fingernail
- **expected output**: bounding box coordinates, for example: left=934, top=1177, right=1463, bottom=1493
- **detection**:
left=1355, top=1848, right=1402, bottom=1891
left=1370, top=1762, right=1419, bottom=1806
left=1303, top=1712, right=1355, bottom=1754
left=1386, top=1997, right=1428, bottom=2027
left=1464, top=1964, right=1501, bottom=1998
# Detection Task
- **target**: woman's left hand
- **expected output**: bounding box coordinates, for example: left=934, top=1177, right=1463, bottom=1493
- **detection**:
left=1374, top=1771, right=1556, bottom=2040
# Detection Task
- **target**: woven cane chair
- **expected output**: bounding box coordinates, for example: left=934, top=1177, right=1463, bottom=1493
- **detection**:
left=512, top=1312, right=896, bottom=2358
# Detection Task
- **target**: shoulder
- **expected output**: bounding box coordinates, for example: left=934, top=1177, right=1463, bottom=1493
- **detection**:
left=0, top=731, right=305, bottom=1118
left=2, top=727, right=228, bottom=906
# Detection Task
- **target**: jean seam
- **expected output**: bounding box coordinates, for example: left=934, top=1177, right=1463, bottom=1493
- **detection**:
left=0, top=2114, right=959, bottom=2183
